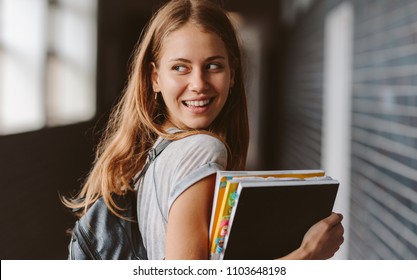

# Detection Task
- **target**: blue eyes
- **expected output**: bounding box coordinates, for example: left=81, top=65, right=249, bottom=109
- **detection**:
left=172, top=63, right=223, bottom=73
left=173, top=65, right=188, bottom=72
left=206, top=63, right=222, bottom=70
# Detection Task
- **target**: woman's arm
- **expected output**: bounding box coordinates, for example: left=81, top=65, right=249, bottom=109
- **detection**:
left=165, top=174, right=216, bottom=259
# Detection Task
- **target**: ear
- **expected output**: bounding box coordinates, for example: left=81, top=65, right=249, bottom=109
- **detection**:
left=229, top=59, right=237, bottom=88
left=150, top=62, right=160, bottom=92
left=230, top=69, right=235, bottom=88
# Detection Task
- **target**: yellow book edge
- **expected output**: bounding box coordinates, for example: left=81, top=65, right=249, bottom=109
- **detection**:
left=209, top=176, right=229, bottom=244
left=210, top=181, right=238, bottom=254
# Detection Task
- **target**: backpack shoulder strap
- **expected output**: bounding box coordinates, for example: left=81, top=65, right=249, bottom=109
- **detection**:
left=148, top=138, right=172, bottom=161
left=131, top=138, right=172, bottom=186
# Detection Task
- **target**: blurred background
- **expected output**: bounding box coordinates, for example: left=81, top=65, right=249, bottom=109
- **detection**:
left=1, top=0, right=417, bottom=259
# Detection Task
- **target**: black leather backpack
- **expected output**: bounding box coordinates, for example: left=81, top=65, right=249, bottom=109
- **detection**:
left=68, top=139, right=172, bottom=260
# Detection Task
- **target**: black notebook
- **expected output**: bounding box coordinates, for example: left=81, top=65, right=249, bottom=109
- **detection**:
left=209, top=174, right=339, bottom=260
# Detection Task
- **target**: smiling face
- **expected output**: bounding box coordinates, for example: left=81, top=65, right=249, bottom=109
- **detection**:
left=151, top=22, right=234, bottom=130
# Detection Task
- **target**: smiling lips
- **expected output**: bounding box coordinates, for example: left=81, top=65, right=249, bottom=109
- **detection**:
left=183, top=98, right=213, bottom=108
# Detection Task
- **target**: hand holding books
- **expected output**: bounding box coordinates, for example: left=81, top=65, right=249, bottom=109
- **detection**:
left=279, top=212, right=344, bottom=260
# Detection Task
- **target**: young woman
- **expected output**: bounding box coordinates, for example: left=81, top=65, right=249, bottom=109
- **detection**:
left=65, top=0, right=344, bottom=260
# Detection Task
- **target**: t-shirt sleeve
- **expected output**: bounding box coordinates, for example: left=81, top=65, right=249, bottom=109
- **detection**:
left=167, top=134, right=227, bottom=210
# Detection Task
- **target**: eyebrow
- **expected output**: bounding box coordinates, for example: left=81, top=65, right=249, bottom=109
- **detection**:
left=168, top=56, right=226, bottom=63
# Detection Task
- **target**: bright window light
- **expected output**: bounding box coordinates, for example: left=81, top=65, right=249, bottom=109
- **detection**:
left=0, top=0, right=97, bottom=135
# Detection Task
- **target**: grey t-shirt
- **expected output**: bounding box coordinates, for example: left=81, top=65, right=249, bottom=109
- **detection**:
left=136, top=133, right=227, bottom=260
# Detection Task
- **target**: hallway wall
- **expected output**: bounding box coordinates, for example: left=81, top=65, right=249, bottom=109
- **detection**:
left=275, top=0, right=417, bottom=259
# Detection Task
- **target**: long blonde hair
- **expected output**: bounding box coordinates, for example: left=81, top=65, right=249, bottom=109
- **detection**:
left=64, top=0, right=249, bottom=216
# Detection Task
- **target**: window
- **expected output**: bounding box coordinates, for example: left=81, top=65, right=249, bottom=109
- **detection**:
left=0, top=0, right=97, bottom=135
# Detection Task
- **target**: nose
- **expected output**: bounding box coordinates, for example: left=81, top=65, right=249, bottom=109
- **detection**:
left=188, top=69, right=209, bottom=93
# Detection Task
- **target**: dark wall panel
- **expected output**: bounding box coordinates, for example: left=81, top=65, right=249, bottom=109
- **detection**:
left=0, top=123, right=94, bottom=259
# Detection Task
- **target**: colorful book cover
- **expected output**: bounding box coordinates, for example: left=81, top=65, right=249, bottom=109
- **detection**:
left=210, top=180, right=239, bottom=254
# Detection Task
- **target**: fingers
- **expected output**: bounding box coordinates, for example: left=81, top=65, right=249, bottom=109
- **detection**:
left=334, top=212, right=343, bottom=220
left=328, top=214, right=345, bottom=247
left=324, top=212, right=343, bottom=227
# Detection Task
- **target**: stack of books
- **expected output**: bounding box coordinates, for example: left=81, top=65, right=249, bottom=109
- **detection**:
left=209, top=170, right=339, bottom=260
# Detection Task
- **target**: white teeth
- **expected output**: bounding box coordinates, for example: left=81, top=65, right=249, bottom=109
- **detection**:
left=184, top=99, right=211, bottom=107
